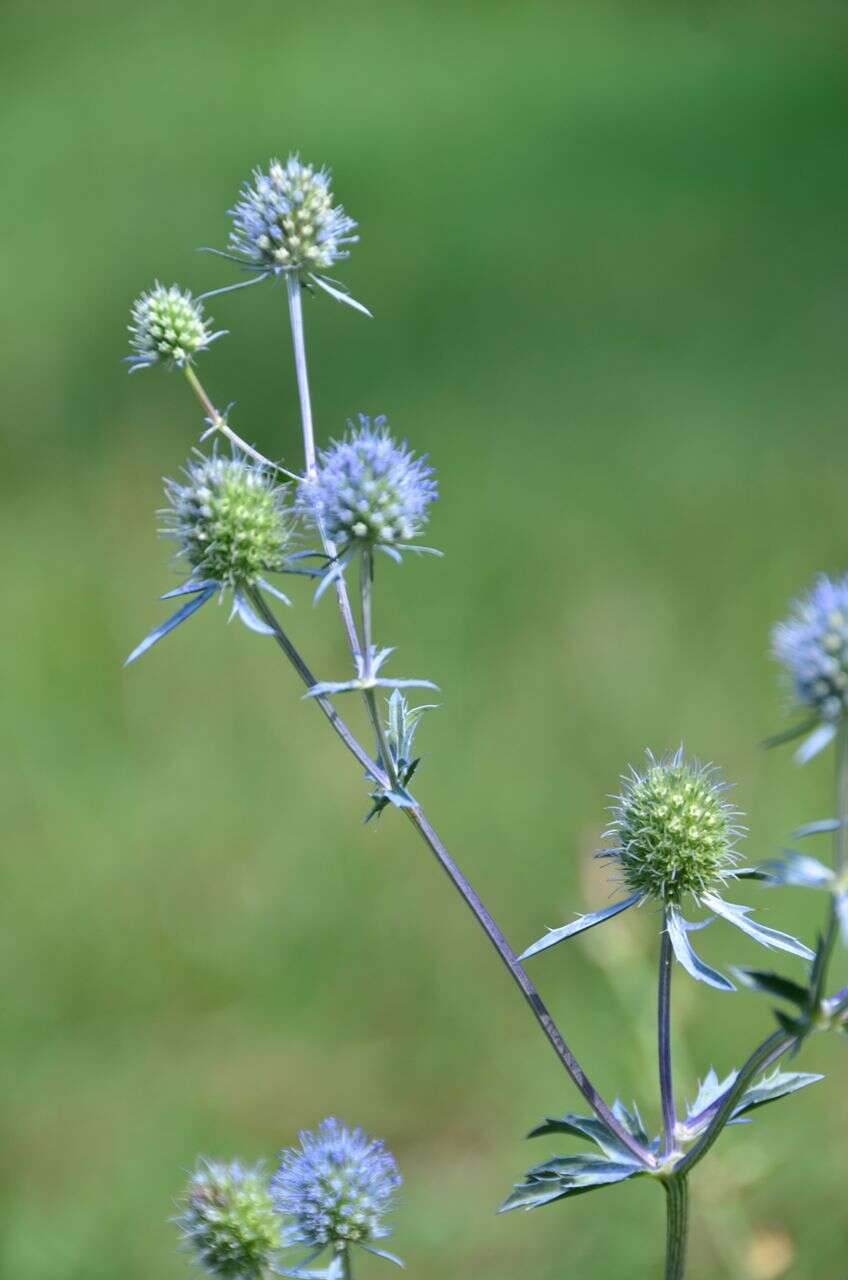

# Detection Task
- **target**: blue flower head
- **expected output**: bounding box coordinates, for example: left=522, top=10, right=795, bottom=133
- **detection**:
left=128, top=282, right=224, bottom=371
left=520, top=749, right=813, bottom=991
left=298, top=415, right=437, bottom=559
left=125, top=450, right=297, bottom=666
left=228, top=155, right=357, bottom=280
left=176, top=1159, right=280, bottom=1280
left=271, top=1118, right=401, bottom=1257
left=771, top=574, right=848, bottom=761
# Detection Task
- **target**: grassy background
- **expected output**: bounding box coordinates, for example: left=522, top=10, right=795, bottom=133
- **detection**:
left=2, top=1, right=848, bottom=1276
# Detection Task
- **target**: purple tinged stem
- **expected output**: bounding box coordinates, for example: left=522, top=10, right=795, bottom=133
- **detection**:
left=658, top=917, right=676, bottom=1159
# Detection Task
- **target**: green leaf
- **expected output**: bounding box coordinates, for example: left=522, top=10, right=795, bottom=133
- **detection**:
left=527, top=1113, right=633, bottom=1161
left=732, top=1069, right=823, bottom=1118
left=733, top=967, right=810, bottom=1007
left=499, top=1154, right=644, bottom=1213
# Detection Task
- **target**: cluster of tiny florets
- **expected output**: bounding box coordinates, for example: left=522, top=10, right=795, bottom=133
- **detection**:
left=601, top=751, right=741, bottom=905
left=176, top=1160, right=280, bottom=1280
left=128, top=283, right=219, bottom=369
left=772, top=574, right=848, bottom=721
left=299, top=416, right=437, bottom=549
left=228, top=155, right=357, bottom=276
left=165, top=453, right=293, bottom=587
left=270, top=1118, right=401, bottom=1251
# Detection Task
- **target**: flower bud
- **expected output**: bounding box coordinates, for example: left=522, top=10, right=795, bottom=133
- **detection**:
left=128, top=283, right=221, bottom=370
left=772, top=574, right=848, bottom=721
left=271, top=1118, right=401, bottom=1253
left=299, top=415, right=437, bottom=551
left=603, top=751, right=740, bottom=905
left=165, top=453, right=293, bottom=588
left=177, top=1160, right=280, bottom=1279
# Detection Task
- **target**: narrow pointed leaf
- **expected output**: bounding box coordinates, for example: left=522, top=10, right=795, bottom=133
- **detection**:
left=231, top=591, right=275, bottom=635
left=704, top=893, right=815, bottom=960
left=256, top=575, right=292, bottom=605
left=666, top=908, right=734, bottom=990
left=360, top=1244, right=404, bottom=1268
left=376, top=677, right=439, bottom=690
left=754, top=852, right=833, bottom=889
left=309, top=273, right=373, bottom=316
left=124, top=587, right=215, bottom=665
left=793, top=817, right=844, bottom=838
left=519, top=894, right=641, bottom=961
left=761, top=718, right=819, bottom=749
left=795, top=721, right=837, bottom=764
left=732, top=967, right=809, bottom=1007
left=160, top=578, right=217, bottom=600
left=304, top=679, right=363, bottom=698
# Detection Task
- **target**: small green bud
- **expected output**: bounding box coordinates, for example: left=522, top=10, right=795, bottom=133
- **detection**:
left=176, top=1160, right=280, bottom=1279
left=604, top=750, right=740, bottom=906
left=128, top=283, right=223, bottom=370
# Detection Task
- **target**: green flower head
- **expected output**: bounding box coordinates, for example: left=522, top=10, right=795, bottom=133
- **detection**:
left=602, top=749, right=741, bottom=906
left=176, top=1160, right=280, bottom=1279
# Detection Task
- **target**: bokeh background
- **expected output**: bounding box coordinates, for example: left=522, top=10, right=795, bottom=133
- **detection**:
left=3, top=1, right=848, bottom=1276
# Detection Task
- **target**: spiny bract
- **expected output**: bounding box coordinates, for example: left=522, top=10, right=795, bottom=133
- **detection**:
left=772, top=573, right=848, bottom=721
left=176, top=1160, right=280, bottom=1280
left=270, top=1117, right=401, bottom=1252
left=228, top=154, right=357, bottom=276
left=299, top=415, right=437, bottom=550
left=128, top=283, right=221, bottom=370
left=165, top=452, right=293, bottom=588
left=602, top=750, right=741, bottom=906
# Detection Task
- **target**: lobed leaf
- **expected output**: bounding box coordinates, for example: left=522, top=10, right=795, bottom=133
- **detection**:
left=499, top=1153, right=644, bottom=1213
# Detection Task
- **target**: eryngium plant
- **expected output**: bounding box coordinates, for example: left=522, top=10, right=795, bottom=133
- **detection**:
left=125, top=150, right=842, bottom=1280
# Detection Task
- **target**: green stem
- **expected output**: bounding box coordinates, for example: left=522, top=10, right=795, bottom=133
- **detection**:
left=340, top=1246, right=353, bottom=1279
left=183, top=365, right=284, bottom=472
left=663, top=1177, right=689, bottom=1280
left=807, top=719, right=848, bottom=1019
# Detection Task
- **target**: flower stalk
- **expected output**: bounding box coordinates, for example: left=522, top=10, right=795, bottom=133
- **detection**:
left=658, top=917, right=676, bottom=1160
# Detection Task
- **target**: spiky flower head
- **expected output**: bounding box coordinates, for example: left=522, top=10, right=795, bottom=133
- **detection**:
left=176, top=1160, right=280, bottom=1279
left=271, top=1118, right=401, bottom=1253
left=772, top=574, right=848, bottom=722
left=165, top=452, right=293, bottom=589
left=128, top=283, right=222, bottom=370
left=602, top=750, right=741, bottom=906
left=228, top=155, right=357, bottom=277
left=299, top=415, right=437, bottom=552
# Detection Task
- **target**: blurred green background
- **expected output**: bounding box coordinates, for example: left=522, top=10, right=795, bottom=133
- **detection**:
left=3, top=1, right=848, bottom=1276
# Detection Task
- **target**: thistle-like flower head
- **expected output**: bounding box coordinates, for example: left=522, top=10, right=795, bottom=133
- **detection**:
left=128, top=282, right=222, bottom=370
left=271, top=1118, right=401, bottom=1253
left=228, top=155, right=357, bottom=278
left=165, top=452, right=293, bottom=590
left=603, top=749, right=741, bottom=906
left=773, top=574, right=848, bottom=723
left=176, top=1160, right=280, bottom=1279
left=299, top=415, right=437, bottom=554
